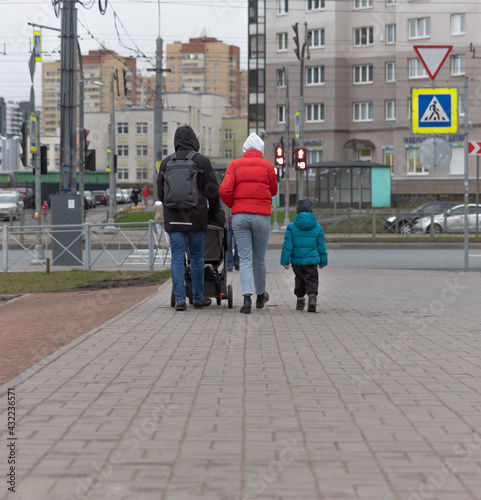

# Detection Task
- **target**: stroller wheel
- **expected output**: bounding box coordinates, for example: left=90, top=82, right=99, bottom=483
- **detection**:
left=227, top=284, right=233, bottom=309
left=170, top=288, right=175, bottom=308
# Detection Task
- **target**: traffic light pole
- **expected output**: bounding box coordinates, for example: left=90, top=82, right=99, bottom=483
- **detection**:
left=108, top=74, right=117, bottom=224
left=282, top=65, right=291, bottom=230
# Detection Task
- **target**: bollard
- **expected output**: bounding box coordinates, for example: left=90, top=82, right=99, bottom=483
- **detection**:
left=46, top=258, right=50, bottom=275
left=430, top=213, right=435, bottom=240
left=372, top=210, right=377, bottom=242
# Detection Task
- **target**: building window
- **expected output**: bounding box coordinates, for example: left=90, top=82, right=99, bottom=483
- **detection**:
left=459, top=95, right=465, bottom=116
left=386, top=0, right=396, bottom=4
left=117, top=122, right=128, bottom=134
left=276, top=69, right=286, bottom=87
left=136, top=169, right=147, bottom=181
left=452, top=54, right=465, bottom=75
left=353, top=102, right=373, bottom=122
left=136, top=145, right=148, bottom=157
left=277, top=33, right=288, bottom=51
left=278, top=0, right=288, bottom=14
left=306, top=103, right=324, bottom=122
left=277, top=105, right=286, bottom=123
left=117, top=169, right=128, bottom=180
left=409, top=17, right=430, bottom=39
left=386, top=24, right=396, bottom=44
left=353, top=65, right=373, bottom=84
left=408, top=58, right=428, bottom=79
left=117, top=145, right=129, bottom=157
left=306, top=66, right=324, bottom=85
left=308, top=29, right=325, bottom=48
left=224, top=150, right=233, bottom=158
left=354, top=0, right=372, bottom=8
left=162, top=122, right=168, bottom=134
left=354, top=27, right=373, bottom=46
left=224, top=129, right=232, bottom=140
left=307, top=0, right=324, bottom=10
left=407, top=148, right=427, bottom=175
left=162, top=144, right=168, bottom=157
left=136, top=122, right=148, bottom=134
left=451, top=14, right=465, bottom=35
left=386, top=62, right=396, bottom=82
left=307, top=149, right=322, bottom=164
left=385, top=100, right=396, bottom=121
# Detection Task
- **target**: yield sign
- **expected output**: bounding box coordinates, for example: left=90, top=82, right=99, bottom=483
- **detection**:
left=414, top=45, right=452, bottom=80
left=468, top=141, right=481, bottom=155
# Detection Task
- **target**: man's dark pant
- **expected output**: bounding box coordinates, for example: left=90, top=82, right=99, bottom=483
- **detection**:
left=292, top=264, right=318, bottom=297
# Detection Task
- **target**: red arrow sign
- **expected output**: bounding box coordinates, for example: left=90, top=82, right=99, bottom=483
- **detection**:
left=468, top=141, right=481, bottom=155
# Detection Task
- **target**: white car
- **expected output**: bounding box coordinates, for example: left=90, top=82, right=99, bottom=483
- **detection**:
left=121, top=189, right=131, bottom=204
left=412, top=204, right=481, bottom=234
left=0, top=192, right=25, bottom=220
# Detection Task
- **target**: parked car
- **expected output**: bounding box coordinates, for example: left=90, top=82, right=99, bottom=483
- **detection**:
left=3, top=187, right=35, bottom=209
left=92, top=190, right=108, bottom=206
left=76, top=190, right=96, bottom=208
left=106, top=188, right=124, bottom=204
left=0, top=192, right=25, bottom=220
left=383, top=202, right=458, bottom=235
left=413, top=204, right=481, bottom=234
left=121, top=189, right=131, bottom=204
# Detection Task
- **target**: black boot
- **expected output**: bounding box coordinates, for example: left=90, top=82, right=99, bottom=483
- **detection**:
left=256, top=292, right=269, bottom=309
left=240, top=295, right=251, bottom=314
left=296, top=297, right=305, bottom=310
left=308, top=294, right=317, bottom=312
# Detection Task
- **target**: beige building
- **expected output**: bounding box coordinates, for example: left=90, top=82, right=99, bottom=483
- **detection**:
left=82, top=93, right=226, bottom=185
left=42, top=50, right=137, bottom=136
left=165, top=31, right=245, bottom=117
left=256, top=0, right=481, bottom=205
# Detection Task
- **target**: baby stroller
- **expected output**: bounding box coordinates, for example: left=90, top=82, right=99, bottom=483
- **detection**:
left=170, top=212, right=233, bottom=308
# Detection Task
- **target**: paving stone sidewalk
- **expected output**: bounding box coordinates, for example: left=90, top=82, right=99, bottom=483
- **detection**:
left=1, top=267, right=481, bottom=500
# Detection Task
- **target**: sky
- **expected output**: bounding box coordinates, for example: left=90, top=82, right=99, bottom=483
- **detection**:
left=0, top=0, right=248, bottom=103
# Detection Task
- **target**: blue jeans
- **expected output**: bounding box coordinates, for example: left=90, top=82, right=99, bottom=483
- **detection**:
left=168, top=231, right=205, bottom=303
left=227, top=225, right=239, bottom=270
left=232, top=213, right=270, bottom=296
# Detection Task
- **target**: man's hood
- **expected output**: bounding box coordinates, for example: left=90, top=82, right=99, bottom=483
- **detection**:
left=174, top=125, right=200, bottom=152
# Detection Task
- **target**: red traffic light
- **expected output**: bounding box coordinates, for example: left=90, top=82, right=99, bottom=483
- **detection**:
left=294, top=147, right=307, bottom=170
left=275, top=145, right=285, bottom=167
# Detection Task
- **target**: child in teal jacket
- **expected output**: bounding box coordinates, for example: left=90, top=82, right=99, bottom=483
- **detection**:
left=280, top=198, right=328, bottom=312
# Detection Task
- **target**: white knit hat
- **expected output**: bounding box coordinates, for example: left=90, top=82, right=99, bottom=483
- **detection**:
left=242, top=133, right=264, bottom=154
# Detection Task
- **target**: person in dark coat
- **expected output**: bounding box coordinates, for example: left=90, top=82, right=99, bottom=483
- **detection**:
left=157, top=125, right=220, bottom=311
left=280, top=198, right=328, bottom=313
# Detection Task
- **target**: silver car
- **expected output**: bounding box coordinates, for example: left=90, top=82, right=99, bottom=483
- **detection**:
left=413, top=204, right=481, bottom=233
left=0, top=192, right=25, bottom=220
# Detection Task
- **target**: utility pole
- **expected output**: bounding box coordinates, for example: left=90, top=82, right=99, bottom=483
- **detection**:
left=152, top=37, right=163, bottom=202
left=292, top=22, right=309, bottom=199
left=282, top=65, right=291, bottom=230
left=77, top=40, right=85, bottom=222
left=59, top=0, right=78, bottom=193
left=108, top=74, right=117, bottom=224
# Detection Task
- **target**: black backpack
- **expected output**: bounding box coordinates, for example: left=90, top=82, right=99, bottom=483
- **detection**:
left=162, top=151, right=203, bottom=210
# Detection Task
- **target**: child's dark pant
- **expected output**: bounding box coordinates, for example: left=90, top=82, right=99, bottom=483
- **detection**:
left=292, top=264, right=318, bottom=297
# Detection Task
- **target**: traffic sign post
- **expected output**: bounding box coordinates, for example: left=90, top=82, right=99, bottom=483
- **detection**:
left=412, top=88, right=458, bottom=134
left=469, top=141, right=481, bottom=236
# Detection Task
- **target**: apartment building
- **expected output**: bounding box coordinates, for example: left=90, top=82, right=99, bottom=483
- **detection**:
left=42, top=50, right=137, bottom=136
left=165, top=31, right=245, bottom=117
left=254, top=0, right=481, bottom=206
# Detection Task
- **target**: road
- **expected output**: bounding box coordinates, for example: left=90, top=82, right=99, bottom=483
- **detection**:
left=266, top=248, right=481, bottom=271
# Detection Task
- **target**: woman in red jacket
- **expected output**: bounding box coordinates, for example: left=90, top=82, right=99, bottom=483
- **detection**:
left=219, top=133, right=278, bottom=314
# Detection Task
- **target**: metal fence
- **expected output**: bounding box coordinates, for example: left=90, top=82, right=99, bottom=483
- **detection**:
left=1, top=221, right=171, bottom=273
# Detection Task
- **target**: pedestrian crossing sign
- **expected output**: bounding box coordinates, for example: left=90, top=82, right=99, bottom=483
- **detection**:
left=412, top=88, right=458, bottom=134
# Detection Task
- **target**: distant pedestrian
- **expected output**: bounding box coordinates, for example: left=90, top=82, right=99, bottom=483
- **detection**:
left=42, top=200, right=49, bottom=222
left=219, top=132, right=278, bottom=314
left=130, top=184, right=141, bottom=206
left=142, top=185, right=150, bottom=206
left=280, top=198, right=328, bottom=313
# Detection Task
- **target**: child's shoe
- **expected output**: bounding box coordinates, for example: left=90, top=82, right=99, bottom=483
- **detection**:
left=307, top=294, right=317, bottom=312
left=296, top=297, right=305, bottom=310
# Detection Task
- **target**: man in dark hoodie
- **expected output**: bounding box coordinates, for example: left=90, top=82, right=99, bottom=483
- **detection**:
left=157, top=125, right=220, bottom=311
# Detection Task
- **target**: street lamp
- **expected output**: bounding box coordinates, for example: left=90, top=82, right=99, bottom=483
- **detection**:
left=93, top=78, right=117, bottom=223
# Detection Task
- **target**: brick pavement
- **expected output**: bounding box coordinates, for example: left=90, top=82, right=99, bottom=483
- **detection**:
left=1, top=267, right=481, bottom=500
